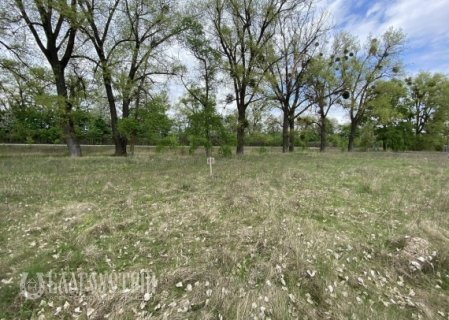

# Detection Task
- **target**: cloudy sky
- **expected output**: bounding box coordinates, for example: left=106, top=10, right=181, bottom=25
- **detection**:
left=324, top=0, right=449, bottom=74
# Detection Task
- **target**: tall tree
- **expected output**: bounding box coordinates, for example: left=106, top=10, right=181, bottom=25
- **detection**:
left=6, top=0, right=83, bottom=156
left=405, top=72, right=449, bottom=136
left=265, top=1, right=328, bottom=152
left=306, top=52, right=346, bottom=152
left=209, top=0, right=299, bottom=154
left=180, top=20, right=225, bottom=156
left=337, top=29, right=405, bottom=151
left=79, top=0, right=192, bottom=155
left=78, top=0, right=126, bottom=155
left=404, top=72, right=449, bottom=150
left=366, top=79, right=411, bottom=151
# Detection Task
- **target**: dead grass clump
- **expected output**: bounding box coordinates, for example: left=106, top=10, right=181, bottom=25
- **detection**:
left=75, top=220, right=113, bottom=246
left=102, top=181, right=116, bottom=192
left=420, top=220, right=449, bottom=243
left=394, top=236, right=437, bottom=274
left=63, top=202, right=96, bottom=217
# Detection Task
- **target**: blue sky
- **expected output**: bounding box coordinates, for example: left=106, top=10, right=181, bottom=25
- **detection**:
left=324, top=0, right=449, bottom=74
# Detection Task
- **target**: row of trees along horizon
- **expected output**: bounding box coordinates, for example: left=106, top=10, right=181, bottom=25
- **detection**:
left=1, top=0, right=448, bottom=156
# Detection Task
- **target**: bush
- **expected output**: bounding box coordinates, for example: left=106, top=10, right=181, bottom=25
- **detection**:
left=218, top=145, right=233, bottom=157
left=156, top=134, right=179, bottom=152
left=259, top=146, right=268, bottom=154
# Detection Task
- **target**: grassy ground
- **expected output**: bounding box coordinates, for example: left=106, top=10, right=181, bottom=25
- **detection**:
left=1, top=145, right=449, bottom=319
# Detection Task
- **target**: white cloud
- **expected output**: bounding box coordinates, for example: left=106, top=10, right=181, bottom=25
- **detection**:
left=384, top=0, right=449, bottom=44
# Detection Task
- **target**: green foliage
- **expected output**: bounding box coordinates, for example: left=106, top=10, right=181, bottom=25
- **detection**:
left=297, top=116, right=319, bottom=147
left=364, top=73, right=449, bottom=151
left=178, top=91, right=231, bottom=155
left=218, top=144, right=233, bottom=157
left=405, top=72, right=449, bottom=150
left=118, top=93, right=173, bottom=145
left=155, top=134, right=179, bottom=152
left=336, top=124, right=354, bottom=150
left=0, top=103, right=63, bottom=144
left=117, top=117, right=138, bottom=141
left=246, top=132, right=282, bottom=146
left=258, top=146, right=268, bottom=154
left=376, top=123, right=414, bottom=151
left=333, top=29, right=405, bottom=151
left=357, top=123, right=376, bottom=151
left=366, top=79, right=411, bottom=151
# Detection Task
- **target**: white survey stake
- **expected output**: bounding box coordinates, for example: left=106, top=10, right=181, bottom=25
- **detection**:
left=207, top=157, right=215, bottom=176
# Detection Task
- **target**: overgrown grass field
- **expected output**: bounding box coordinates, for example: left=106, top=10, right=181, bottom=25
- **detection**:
left=1, top=146, right=449, bottom=319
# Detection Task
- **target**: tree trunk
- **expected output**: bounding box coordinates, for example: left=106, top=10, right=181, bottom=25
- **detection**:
left=101, top=64, right=128, bottom=156
left=282, top=110, right=289, bottom=153
left=63, top=119, right=82, bottom=157
left=114, top=136, right=127, bottom=156
left=288, top=116, right=295, bottom=152
left=104, top=75, right=127, bottom=156
left=52, top=64, right=82, bottom=157
left=348, top=121, right=357, bottom=152
left=236, top=108, right=246, bottom=155
left=320, top=115, right=326, bottom=152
